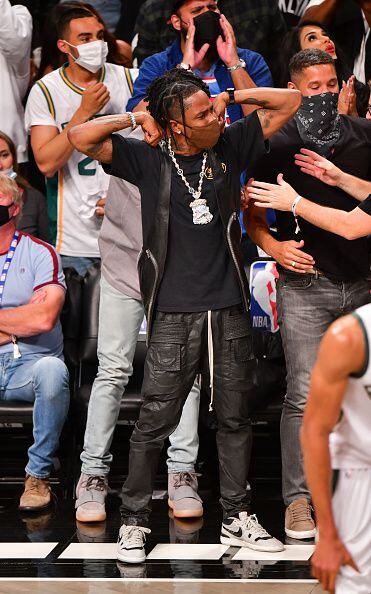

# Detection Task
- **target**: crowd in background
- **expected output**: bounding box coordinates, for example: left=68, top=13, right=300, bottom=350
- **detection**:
left=0, top=1, right=371, bottom=591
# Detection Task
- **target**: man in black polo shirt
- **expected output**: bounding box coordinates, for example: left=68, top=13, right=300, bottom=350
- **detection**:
left=245, top=48, right=371, bottom=541
left=68, top=68, right=301, bottom=562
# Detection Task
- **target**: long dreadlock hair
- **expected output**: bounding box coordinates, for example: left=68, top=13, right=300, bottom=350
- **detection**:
left=145, top=68, right=211, bottom=146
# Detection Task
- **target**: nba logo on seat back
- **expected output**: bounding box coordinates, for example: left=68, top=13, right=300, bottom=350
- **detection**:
left=249, top=261, right=279, bottom=333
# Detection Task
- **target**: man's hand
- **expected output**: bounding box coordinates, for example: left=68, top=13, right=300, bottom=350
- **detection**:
left=271, top=239, right=315, bottom=274
left=248, top=174, right=298, bottom=211
left=311, top=537, right=359, bottom=594
left=216, top=14, right=239, bottom=68
left=79, top=82, right=110, bottom=120
left=338, top=76, right=358, bottom=117
left=212, top=91, right=229, bottom=126
left=140, top=112, right=163, bottom=147
left=182, top=18, right=210, bottom=70
left=0, top=331, right=12, bottom=346
left=95, top=197, right=106, bottom=218
left=295, top=149, right=342, bottom=186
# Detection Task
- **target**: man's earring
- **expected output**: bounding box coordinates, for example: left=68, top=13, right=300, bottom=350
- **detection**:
left=177, top=130, right=181, bottom=134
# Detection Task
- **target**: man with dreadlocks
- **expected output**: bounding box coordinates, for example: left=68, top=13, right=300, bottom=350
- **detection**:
left=68, top=67, right=301, bottom=563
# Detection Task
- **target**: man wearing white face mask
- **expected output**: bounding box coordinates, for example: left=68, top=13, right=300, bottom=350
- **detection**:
left=25, top=4, right=137, bottom=276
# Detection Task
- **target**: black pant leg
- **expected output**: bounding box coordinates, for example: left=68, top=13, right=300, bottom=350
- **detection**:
left=211, top=305, right=256, bottom=519
left=120, top=312, right=204, bottom=527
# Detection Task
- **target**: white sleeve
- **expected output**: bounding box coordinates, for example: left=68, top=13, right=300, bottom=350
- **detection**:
left=0, top=1, right=32, bottom=67
left=25, top=84, right=58, bottom=132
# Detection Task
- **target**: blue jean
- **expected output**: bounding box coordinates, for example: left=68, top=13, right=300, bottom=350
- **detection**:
left=80, top=275, right=200, bottom=476
left=277, top=271, right=370, bottom=506
left=61, top=256, right=100, bottom=277
left=0, top=353, right=70, bottom=478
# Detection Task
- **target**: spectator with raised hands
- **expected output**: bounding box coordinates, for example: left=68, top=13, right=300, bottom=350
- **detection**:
left=127, top=0, right=273, bottom=121
left=0, top=0, right=32, bottom=168
left=25, top=3, right=137, bottom=276
left=247, top=149, right=371, bottom=240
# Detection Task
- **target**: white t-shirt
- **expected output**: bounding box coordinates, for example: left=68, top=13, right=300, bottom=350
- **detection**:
left=305, top=0, right=370, bottom=83
left=330, top=303, right=371, bottom=470
left=0, top=0, right=32, bottom=163
left=25, top=63, right=138, bottom=257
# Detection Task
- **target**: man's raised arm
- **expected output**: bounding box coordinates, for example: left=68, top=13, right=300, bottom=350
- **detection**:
left=67, top=111, right=162, bottom=164
left=213, top=88, right=302, bottom=139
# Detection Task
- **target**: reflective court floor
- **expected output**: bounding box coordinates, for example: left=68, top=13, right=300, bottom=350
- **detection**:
left=0, top=483, right=325, bottom=594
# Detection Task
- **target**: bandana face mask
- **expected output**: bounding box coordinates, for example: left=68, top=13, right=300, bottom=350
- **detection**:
left=193, top=10, right=223, bottom=52
left=294, top=92, right=341, bottom=156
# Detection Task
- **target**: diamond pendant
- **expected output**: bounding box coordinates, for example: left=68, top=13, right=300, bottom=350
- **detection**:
left=190, top=198, right=213, bottom=225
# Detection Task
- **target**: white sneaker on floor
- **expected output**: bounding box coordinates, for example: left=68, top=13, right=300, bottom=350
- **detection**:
left=117, top=524, right=151, bottom=564
left=220, top=512, right=284, bottom=552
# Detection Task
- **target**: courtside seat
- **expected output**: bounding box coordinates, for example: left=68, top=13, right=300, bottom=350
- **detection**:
left=72, top=262, right=146, bottom=427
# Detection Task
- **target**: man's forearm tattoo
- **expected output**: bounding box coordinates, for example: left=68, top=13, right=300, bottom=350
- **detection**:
left=258, top=109, right=274, bottom=129
left=239, top=98, right=269, bottom=108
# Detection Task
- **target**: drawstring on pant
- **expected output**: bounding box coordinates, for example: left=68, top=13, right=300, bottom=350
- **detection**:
left=207, top=310, right=214, bottom=412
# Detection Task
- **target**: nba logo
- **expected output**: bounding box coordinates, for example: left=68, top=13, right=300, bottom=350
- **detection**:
left=249, top=261, right=279, bottom=333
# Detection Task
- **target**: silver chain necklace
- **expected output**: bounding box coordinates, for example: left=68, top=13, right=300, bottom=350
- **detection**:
left=167, top=138, right=213, bottom=225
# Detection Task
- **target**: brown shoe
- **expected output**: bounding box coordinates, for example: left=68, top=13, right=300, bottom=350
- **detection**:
left=19, top=475, right=52, bottom=512
left=285, top=498, right=316, bottom=539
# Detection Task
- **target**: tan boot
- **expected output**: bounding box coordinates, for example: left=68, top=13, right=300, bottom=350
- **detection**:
left=285, top=498, right=316, bottom=539
left=19, top=475, right=52, bottom=511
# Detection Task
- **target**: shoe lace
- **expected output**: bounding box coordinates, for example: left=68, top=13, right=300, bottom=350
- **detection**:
left=240, top=514, right=271, bottom=538
left=26, top=477, right=41, bottom=493
left=291, top=502, right=313, bottom=523
left=120, top=525, right=151, bottom=547
left=173, top=472, right=198, bottom=489
left=82, top=476, right=106, bottom=492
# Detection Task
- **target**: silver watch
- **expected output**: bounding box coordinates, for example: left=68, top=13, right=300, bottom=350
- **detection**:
left=228, top=58, right=246, bottom=72
left=178, top=62, right=192, bottom=71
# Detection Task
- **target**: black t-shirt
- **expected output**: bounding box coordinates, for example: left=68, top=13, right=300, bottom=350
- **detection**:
left=359, top=195, right=371, bottom=216
left=104, top=111, right=267, bottom=312
left=251, top=116, right=371, bottom=281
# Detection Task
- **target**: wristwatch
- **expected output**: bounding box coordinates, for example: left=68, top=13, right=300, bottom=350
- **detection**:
left=226, top=88, right=235, bottom=105
left=228, top=58, right=246, bottom=72
left=177, top=62, right=192, bottom=71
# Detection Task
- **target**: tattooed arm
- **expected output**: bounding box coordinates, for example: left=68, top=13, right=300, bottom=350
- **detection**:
left=213, top=88, right=302, bottom=139
left=67, top=111, right=162, bottom=164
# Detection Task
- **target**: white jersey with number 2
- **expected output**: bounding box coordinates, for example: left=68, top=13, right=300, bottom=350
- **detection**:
left=25, top=64, right=137, bottom=257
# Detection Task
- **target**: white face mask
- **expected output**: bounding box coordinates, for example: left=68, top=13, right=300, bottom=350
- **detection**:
left=3, top=168, right=17, bottom=180
left=64, top=39, right=108, bottom=73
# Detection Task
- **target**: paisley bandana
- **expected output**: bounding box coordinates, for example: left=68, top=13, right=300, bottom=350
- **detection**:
left=295, top=92, right=341, bottom=156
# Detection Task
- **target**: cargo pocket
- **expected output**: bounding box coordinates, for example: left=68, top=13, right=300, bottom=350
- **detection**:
left=223, top=312, right=255, bottom=391
left=146, top=321, right=188, bottom=395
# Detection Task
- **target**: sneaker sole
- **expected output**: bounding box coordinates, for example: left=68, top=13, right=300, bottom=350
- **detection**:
left=168, top=499, right=203, bottom=518
left=285, top=527, right=316, bottom=539
left=117, top=552, right=146, bottom=564
left=220, top=535, right=284, bottom=552
left=76, top=510, right=106, bottom=523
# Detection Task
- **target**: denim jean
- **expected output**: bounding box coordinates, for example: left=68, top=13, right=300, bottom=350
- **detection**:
left=80, top=275, right=200, bottom=476
left=277, top=271, right=370, bottom=507
left=0, top=353, right=70, bottom=478
left=61, top=256, right=100, bottom=277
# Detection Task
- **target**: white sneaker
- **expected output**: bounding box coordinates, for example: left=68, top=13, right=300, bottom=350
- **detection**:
left=220, top=512, right=284, bottom=552
left=117, top=524, right=151, bottom=564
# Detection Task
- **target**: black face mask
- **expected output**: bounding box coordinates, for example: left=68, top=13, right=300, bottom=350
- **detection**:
left=0, top=203, right=14, bottom=227
left=193, top=10, right=223, bottom=52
